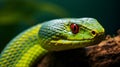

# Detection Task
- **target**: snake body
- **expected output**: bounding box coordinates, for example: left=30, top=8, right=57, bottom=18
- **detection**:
left=0, top=18, right=105, bottom=67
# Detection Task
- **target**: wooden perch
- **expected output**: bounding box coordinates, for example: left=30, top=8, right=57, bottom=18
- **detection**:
left=36, top=29, right=120, bottom=67
left=86, top=35, right=120, bottom=67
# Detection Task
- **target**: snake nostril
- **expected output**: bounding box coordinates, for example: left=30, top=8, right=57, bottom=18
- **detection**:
left=91, top=31, right=96, bottom=35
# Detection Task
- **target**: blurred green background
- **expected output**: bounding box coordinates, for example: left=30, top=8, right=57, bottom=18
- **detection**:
left=0, top=0, right=119, bottom=52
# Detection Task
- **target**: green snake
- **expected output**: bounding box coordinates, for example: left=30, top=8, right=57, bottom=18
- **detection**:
left=0, top=18, right=105, bottom=67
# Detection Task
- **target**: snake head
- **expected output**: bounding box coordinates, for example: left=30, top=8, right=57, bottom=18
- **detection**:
left=38, top=18, right=105, bottom=51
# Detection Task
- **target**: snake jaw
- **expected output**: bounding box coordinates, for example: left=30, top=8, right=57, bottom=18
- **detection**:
left=44, top=39, right=93, bottom=51
left=48, top=32, right=104, bottom=50
left=50, top=39, right=92, bottom=45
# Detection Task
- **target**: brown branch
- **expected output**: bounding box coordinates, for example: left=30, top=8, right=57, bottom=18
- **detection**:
left=86, top=34, right=120, bottom=67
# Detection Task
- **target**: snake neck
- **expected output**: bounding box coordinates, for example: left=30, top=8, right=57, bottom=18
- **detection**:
left=0, top=24, right=47, bottom=67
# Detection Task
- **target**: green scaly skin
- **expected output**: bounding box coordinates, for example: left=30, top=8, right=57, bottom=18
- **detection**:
left=0, top=18, right=105, bottom=67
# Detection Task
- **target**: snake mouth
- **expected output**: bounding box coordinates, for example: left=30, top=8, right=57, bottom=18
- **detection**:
left=50, top=33, right=104, bottom=46
left=45, top=33, right=104, bottom=51
left=50, top=39, right=94, bottom=46
left=47, top=39, right=94, bottom=51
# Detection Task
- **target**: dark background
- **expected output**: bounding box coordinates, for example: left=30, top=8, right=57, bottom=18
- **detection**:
left=0, top=0, right=119, bottom=52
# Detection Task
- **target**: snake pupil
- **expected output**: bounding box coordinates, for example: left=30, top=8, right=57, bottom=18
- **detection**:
left=74, top=26, right=76, bottom=31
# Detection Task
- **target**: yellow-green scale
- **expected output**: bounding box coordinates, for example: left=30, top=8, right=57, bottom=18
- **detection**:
left=0, top=24, right=48, bottom=67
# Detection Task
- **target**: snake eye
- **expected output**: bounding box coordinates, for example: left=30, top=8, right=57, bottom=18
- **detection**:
left=70, top=23, right=79, bottom=34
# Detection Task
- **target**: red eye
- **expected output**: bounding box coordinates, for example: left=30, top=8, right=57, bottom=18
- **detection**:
left=70, top=23, right=79, bottom=34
